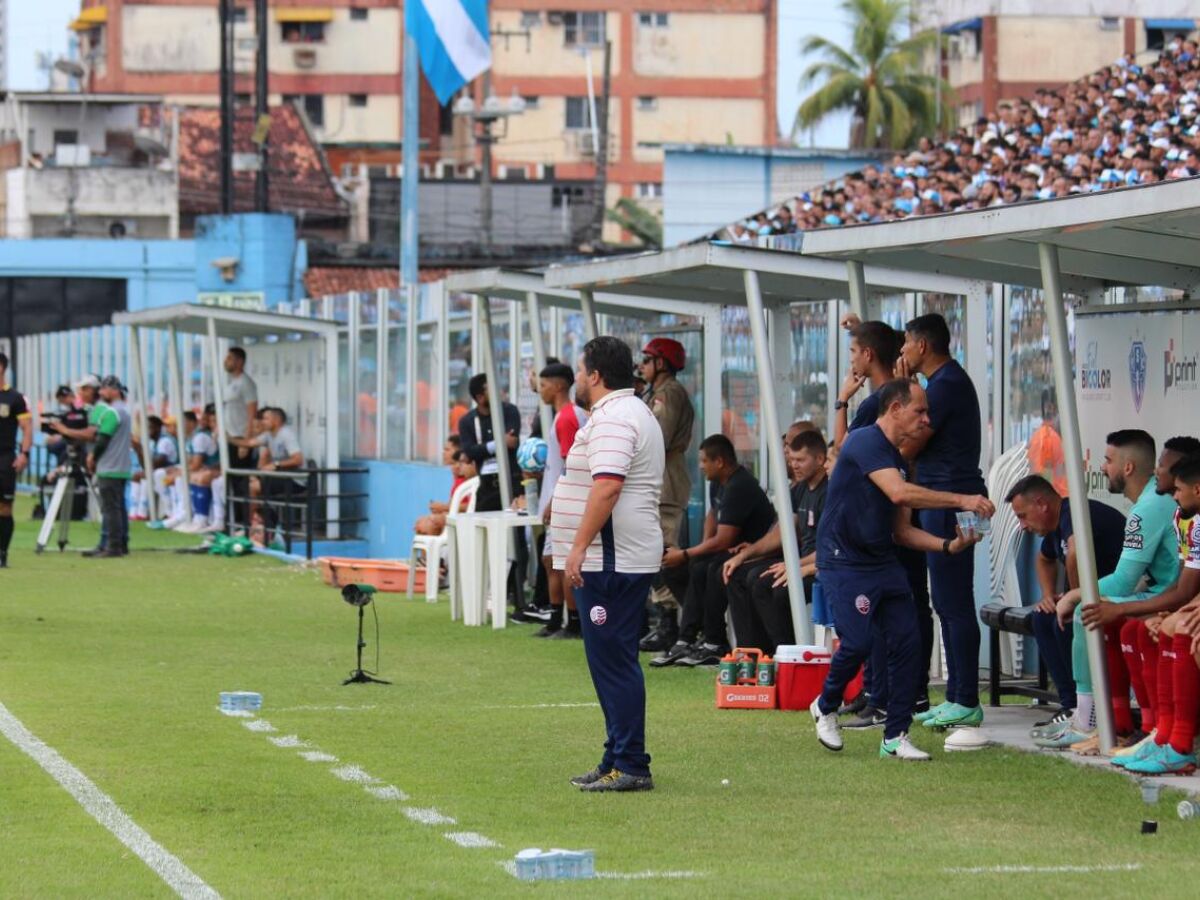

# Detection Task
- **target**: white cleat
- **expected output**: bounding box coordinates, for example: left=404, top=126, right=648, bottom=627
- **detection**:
left=811, top=696, right=843, bottom=752
left=880, top=732, right=931, bottom=761
left=944, top=728, right=992, bottom=753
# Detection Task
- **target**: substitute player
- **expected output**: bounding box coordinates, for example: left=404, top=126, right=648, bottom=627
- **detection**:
left=0, top=352, right=32, bottom=568
left=809, top=379, right=991, bottom=761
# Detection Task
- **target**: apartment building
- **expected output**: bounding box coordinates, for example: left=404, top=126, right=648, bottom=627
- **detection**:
left=913, top=0, right=1198, bottom=125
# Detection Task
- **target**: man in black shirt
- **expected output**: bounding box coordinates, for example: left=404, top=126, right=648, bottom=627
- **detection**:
left=457, top=372, right=530, bottom=615
left=724, top=429, right=828, bottom=653
left=0, top=352, right=33, bottom=568
left=653, top=434, right=776, bottom=667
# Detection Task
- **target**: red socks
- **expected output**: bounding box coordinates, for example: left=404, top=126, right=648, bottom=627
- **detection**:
left=1106, top=621, right=1134, bottom=735
left=1122, top=619, right=1154, bottom=731
left=1156, top=638, right=1177, bottom=745
left=1169, top=631, right=1200, bottom=755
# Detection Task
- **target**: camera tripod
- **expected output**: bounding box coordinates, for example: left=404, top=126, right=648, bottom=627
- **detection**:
left=35, top=461, right=100, bottom=553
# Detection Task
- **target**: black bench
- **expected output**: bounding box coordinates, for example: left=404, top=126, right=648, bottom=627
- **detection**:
left=979, top=602, right=1058, bottom=708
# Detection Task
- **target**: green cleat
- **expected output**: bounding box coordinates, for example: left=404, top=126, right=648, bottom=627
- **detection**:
left=921, top=703, right=983, bottom=729
left=1124, top=744, right=1198, bottom=776
left=914, top=701, right=948, bottom=724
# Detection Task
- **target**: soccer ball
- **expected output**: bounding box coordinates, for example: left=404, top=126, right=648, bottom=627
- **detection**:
left=516, top=437, right=549, bottom=473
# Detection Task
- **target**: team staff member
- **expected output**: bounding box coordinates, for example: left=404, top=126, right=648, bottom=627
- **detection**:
left=638, top=338, right=695, bottom=652
left=554, top=337, right=664, bottom=793
left=0, top=352, right=32, bottom=568
left=221, top=347, right=258, bottom=532
left=833, top=317, right=901, bottom=448
left=810, top=379, right=990, bottom=762
left=897, top=314, right=989, bottom=731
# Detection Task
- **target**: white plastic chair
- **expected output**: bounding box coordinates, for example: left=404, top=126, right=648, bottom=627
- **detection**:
left=408, top=476, right=479, bottom=604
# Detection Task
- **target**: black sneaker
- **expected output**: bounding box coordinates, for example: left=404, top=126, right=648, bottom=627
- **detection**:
left=638, top=606, right=679, bottom=652
left=548, top=621, right=582, bottom=640
left=1034, top=708, right=1074, bottom=729
left=80, top=546, right=106, bottom=558
left=677, top=643, right=728, bottom=667
left=569, top=767, right=609, bottom=787
left=511, top=606, right=550, bottom=624
left=838, top=693, right=869, bottom=716
left=0, top=551, right=7, bottom=568
left=578, top=769, right=654, bottom=793
left=534, top=616, right=564, bottom=638
left=914, top=695, right=931, bottom=715
left=843, top=706, right=887, bottom=730
left=649, top=640, right=695, bottom=668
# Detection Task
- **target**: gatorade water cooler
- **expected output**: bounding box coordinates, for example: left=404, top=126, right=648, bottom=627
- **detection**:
left=775, top=645, right=831, bottom=711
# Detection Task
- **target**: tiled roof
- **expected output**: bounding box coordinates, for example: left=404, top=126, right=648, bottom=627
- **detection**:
left=302, top=266, right=455, bottom=297
left=178, top=104, right=346, bottom=218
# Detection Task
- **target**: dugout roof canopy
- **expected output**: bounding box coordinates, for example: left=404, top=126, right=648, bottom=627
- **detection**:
left=798, top=176, right=1200, bottom=293
left=113, top=302, right=340, bottom=340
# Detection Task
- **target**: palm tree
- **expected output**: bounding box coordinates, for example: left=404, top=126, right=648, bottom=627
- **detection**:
left=793, top=0, right=952, bottom=149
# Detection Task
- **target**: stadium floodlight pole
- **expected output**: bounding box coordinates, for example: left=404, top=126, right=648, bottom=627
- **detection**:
left=476, top=294, right=514, bottom=512
left=166, top=324, right=192, bottom=522
left=743, top=268, right=812, bottom=644
left=1038, top=241, right=1115, bottom=753
left=128, top=325, right=158, bottom=522
left=846, top=259, right=868, bottom=320
left=525, top=291, right=553, bottom=442
left=578, top=289, right=599, bottom=341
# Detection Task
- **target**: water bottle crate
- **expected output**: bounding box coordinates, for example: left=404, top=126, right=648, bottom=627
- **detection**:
left=219, top=691, right=262, bottom=712
left=513, top=849, right=595, bottom=881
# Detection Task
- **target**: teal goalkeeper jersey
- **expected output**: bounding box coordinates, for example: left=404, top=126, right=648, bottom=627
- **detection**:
left=1098, top=477, right=1180, bottom=598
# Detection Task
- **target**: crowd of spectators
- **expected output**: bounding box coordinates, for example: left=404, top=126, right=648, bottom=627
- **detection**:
left=724, top=35, right=1200, bottom=240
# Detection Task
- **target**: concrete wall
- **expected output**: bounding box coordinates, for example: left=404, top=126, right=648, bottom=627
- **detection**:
left=996, top=17, right=1126, bottom=83
left=0, top=238, right=196, bottom=310
left=19, top=103, right=141, bottom=158
left=342, top=459, right=452, bottom=559
left=15, top=168, right=176, bottom=239
left=632, top=13, right=764, bottom=78
left=491, top=9, right=621, bottom=78
left=193, top=213, right=306, bottom=307
left=634, top=99, right=764, bottom=164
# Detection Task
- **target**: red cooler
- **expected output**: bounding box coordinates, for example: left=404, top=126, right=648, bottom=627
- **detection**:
left=775, top=644, right=831, bottom=710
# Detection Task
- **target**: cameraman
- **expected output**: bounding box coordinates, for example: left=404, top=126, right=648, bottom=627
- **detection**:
left=0, top=351, right=33, bottom=568
left=52, top=375, right=133, bottom=558
left=44, top=385, right=78, bottom=466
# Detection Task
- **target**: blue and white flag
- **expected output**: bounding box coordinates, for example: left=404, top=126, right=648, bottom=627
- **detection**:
left=406, top=0, right=491, bottom=105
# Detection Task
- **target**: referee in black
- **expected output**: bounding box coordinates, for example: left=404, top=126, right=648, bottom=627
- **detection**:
left=0, top=352, right=33, bottom=568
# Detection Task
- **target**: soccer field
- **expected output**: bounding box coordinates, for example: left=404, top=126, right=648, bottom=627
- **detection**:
left=1, top=500, right=1197, bottom=899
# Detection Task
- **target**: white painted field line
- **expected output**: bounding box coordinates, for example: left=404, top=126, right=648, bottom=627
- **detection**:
left=241, top=719, right=275, bottom=733
left=268, top=735, right=306, bottom=748
left=298, top=750, right=338, bottom=763
left=403, top=807, right=457, bottom=826
left=0, top=701, right=220, bottom=900
left=944, top=864, right=1143, bottom=875
left=330, top=764, right=379, bottom=785
left=498, top=861, right=702, bottom=881
left=482, top=702, right=600, bottom=710
left=445, top=831, right=499, bottom=849
left=365, top=784, right=409, bottom=801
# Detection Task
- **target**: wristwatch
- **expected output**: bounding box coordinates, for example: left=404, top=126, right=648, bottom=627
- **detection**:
left=942, top=538, right=953, bottom=555
left=834, top=399, right=849, bottom=411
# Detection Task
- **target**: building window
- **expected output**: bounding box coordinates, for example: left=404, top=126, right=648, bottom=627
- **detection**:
left=563, top=11, right=604, bottom=47
left=564, top=97, right=592, bottom=130
left=552, top=185, right=587, bottom=208
left=53, top=129, right=79, bottom=146
left=349, top=93, right=368, bottom=108
left=281, top=21, right=325, bottom=43
left=635, top=182, right=662, bottom=199
left=637, top=95, right=657, bottom=111
left=235, top=92, right=252, bottom=105
left=522, top=95, right=540, bottom=109
left=638, top=12, right=668, bottom=27
left=284, top=94, right=325, bottom=127
left=519, top=11, right=541, bottom=29
left=350, top=7, right=368, bottom=20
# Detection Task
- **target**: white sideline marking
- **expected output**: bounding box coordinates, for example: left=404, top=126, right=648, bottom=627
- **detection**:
left=268, top=735, right=306, bottom=748
left=215, top=708, right=254, bottom=718
left=482, top=702, right=601, bottom=710
left=330, top=765, right=379, bottom=785
left=365, top=785, right=409, bottom=801
left=0, top=701, right=220, bottom=900
left=298, top=750, right=338, bottom=763
left=241, top=719, right=275, bottom=733
left=445, top=831, right=498, bottom=849
left=944, top=864, right=1143, bottom=875
left=499, top=861, right=702, bottom=881
left=403, top=807, right=457, bottom=826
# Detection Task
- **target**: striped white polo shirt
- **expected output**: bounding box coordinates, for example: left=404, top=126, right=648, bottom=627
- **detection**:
left=551, top=388, right=665, bottom=574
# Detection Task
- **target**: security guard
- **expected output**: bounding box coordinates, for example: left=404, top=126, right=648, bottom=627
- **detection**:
left=637, top=338, right=695, bottom=651
left=0, top=352, right=33, bottom=568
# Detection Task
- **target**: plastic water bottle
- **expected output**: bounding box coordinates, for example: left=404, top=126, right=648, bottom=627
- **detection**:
left=514, top=849, right=594, bottom=881
left=1178, top=799, right=1200, bottom=820
left=522, top=478, right=538, bottom=515
left=219, top=691, right=262, bottom=712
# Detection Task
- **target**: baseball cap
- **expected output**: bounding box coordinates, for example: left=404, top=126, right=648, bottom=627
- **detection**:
left=75, top=373, right=101, bottom=389
left=54, top=384, right=74, bottom=399
left=100, top=374, right=126, bottom=392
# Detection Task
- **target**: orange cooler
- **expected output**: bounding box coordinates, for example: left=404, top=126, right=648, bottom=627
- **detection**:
left=775, top=644, right=831, bottom=711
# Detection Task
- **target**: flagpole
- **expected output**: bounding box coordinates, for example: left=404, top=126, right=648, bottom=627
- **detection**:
left=401, top=31, right=420, bottom=294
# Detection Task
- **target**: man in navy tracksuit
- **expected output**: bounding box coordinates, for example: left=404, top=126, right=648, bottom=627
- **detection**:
left=898, top=314, right=989, bottom=730
left=810, top=379, right=990, bottom=761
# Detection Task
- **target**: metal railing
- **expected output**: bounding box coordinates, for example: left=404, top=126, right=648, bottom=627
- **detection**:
left=221, top=465, right=369, bottom=560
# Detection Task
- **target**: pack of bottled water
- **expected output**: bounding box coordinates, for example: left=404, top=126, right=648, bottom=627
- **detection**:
left=513, top=848, right=595, bottom=881
left=219, top=691, right=262, bottom=713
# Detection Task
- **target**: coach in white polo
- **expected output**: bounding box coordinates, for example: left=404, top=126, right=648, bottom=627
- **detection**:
left=554, top=336, right=664, bottom=793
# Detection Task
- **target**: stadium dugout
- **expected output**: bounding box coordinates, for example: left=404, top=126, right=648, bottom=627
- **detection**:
left=111, top=303, right=342, bottom=536
left=800, top=175, right=1200, bottom=753
left=545, top=242, right=981, bottom=644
